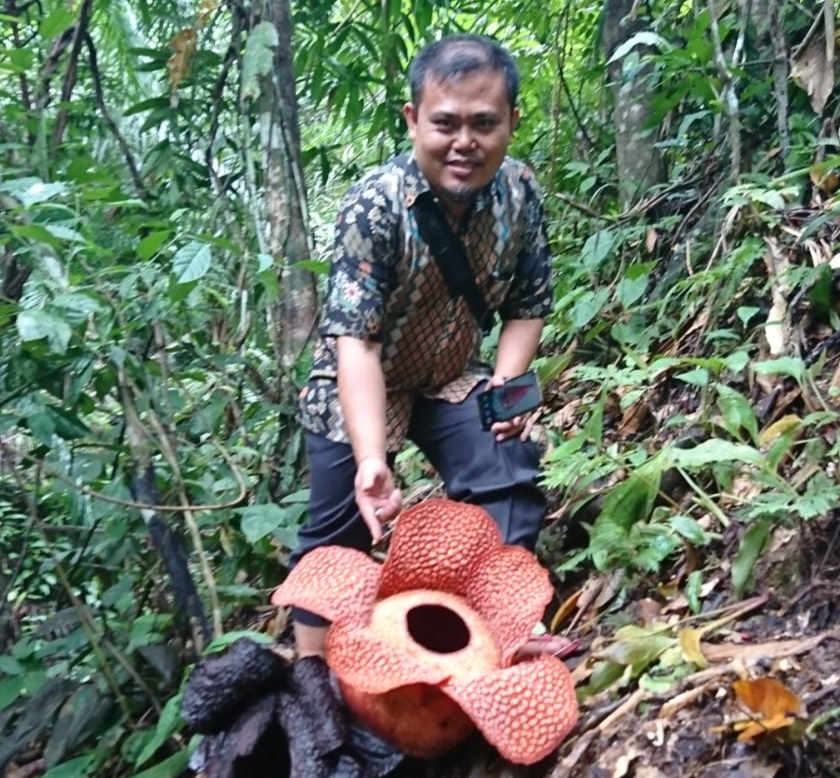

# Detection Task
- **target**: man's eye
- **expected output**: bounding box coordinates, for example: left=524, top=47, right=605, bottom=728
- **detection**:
left=434, top=119, right=454, bottom=130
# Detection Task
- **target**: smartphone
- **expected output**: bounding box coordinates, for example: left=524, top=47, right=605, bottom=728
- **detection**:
left=477, top=370, right=542, bottom=430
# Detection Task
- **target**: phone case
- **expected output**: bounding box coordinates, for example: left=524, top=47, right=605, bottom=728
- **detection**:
left=477, top=371, right=542, bottom=430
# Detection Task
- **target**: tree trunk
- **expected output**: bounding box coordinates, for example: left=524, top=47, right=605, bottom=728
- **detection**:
left=254, top=0, right=317, bottom=372
left=602, top=0, right=664, bottom=208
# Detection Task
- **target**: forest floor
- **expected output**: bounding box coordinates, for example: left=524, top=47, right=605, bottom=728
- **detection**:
left=543, top=518, right=840, bottom=778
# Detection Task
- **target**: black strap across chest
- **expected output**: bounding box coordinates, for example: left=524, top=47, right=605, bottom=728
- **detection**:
left=412, top=194, right=494, bottom=334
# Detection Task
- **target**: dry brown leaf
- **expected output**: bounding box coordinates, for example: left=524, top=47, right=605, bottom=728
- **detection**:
left=701, top=631, right=835, bottom=664
left=168, top=29, right=198, bottom=90
left=733, top=676, right=803, bottom=718
left=791, top=23, right=835, bottom=115
left=645, top=228, right=658, bottom=253
left=549, top=588, right=582, bottom=633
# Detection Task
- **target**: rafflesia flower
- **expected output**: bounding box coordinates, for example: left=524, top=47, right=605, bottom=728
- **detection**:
left=271, top=498, right=578, bottom=764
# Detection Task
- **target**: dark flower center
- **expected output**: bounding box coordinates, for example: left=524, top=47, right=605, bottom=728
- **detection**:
left=406, top=603, right=471, bottom=653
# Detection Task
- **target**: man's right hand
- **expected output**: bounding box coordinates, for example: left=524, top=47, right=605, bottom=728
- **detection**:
left=354, top=456, right=402, bottom=542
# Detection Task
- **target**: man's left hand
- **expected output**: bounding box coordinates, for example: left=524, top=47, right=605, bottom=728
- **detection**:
left=485, top=375, right=536, bottom=442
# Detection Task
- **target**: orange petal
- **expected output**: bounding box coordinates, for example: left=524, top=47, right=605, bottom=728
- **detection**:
left=378, top=499, right=502, bottom=599
left=326, top=618, right=451, bottom=693
left=446, top=657, right=579, bottom=765
left=271, top=546, right=380, bottom=624
left=466, top=545, right=554, bottom=662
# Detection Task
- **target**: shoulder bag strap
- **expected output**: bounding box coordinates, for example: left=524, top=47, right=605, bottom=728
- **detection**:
left=413, top=194, right=493, bottom=333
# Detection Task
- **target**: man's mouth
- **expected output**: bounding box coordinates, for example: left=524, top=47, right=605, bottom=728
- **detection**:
left=446, top=159, right=479, bottom=177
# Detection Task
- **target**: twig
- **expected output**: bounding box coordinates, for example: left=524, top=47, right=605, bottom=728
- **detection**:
left=50, top=0, right=94, bottom=150
left=84, top=33, right=147, bottom=200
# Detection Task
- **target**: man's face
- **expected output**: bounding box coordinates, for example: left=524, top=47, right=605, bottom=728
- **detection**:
left=403, top=69, right=519, bottom=215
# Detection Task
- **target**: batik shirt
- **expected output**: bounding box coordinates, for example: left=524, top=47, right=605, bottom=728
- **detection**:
left=298, top=152, right=553, bottom=451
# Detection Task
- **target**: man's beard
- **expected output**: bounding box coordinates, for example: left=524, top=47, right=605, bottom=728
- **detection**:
left=442, top=183, right=477, bottom=203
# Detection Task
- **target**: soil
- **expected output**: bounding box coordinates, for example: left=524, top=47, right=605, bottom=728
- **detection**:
left=542, top=515, right=840, bottom=778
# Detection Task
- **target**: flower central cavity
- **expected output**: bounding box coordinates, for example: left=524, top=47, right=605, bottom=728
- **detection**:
left=406, top=603, right=470, bottom=653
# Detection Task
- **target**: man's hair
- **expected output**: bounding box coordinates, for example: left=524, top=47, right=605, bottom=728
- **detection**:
left=408, top=34, right=520, bottom=110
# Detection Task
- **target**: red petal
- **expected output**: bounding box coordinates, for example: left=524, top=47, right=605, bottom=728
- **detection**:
left=378, top=499, right=502, bottom=599
left=446, top=657, right=579, bottom=764
left=271, top=546, right=380, bottom=624
left=466, top=546, right=554, bottom=662
left=326, top=618, right=450, bottom=694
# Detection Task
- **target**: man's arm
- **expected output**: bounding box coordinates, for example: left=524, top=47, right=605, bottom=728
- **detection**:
left=336, top=336, right=401, bottom=539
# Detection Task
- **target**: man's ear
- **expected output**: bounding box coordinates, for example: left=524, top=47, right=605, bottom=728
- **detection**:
left=403, top=102, right=418, bottom=138
left=510, top=107, right=520, bottom=133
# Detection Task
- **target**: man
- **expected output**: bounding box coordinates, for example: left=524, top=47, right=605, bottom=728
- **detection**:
left=293, top=33, right=560, bottom=659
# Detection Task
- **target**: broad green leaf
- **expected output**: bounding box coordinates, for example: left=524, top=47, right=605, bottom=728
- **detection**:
left=135, top=694, right=183, bottom=766
left=172, top=241, right=211, bottom=284
left=753, top=357, right=804, bottom=383
left=44, top=406, right=91, bottom=440
left=717, top=385, right=758, bottom=441
left=0, top=654, right=23, bottom=675
left=597, top=625, right=674, bottom=668
left=137, top=231, right=172, bottom=260
left=570, top=288, right=610, bottom=328
left=237, top=503, right=301, bottom=544
left=607, top=31, right=673, bottom=63
left=671, top=439, right=764, bottom=469
left=676, top=367, right=709, bottom=387
left=40, top=7, right=77, bottom=40
left=669, top=514, right=712, bottom=545
left=0, top=177, right=68, bottom=207
left=242, top=21, right=279, bottom=99
left=203, top=630, right=275, bottom=654
left=16, top=310, right=72, bottom=353
left=0, top=676, right=23, bottom=710
left=732, top=518, right=773, bottom=598
left=41, top=756, right=95, bottom=778
left=127, top=749, right=189, bottom=778
left=291, top=259, right=330, bottom=274
left=580, top=229, right=616, bottom=271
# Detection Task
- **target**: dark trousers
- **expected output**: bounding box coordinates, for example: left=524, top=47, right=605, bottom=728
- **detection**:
left=291, top=383, right=546, bottom=626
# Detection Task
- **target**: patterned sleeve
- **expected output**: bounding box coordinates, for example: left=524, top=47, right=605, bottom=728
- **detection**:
left=498, top=168, right=554, bottom=321
left=319, top=173, right=398, bottom=343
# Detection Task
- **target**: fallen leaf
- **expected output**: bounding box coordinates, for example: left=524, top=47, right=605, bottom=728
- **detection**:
left=678, top=628, right=708, bottom=668
left=733, top=677, right=803, bottom=719
left=701, top=631, right=836, bottom=664
left=757, top=414, right=801, bottom=447
left=791, top=25, right=835, bottom=115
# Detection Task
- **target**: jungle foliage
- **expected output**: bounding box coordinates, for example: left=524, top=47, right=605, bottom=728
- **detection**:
left=1, top=0, right=839, bottom=776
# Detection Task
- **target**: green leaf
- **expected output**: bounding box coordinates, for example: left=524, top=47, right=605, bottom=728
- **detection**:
left=41, top=756, right=95, bottom=778
left=676, top=367, right=709, bottom=387
left=39, top=7, right=77, bottom=40
left=172, top=241, right=212, bottom=284
left=607, top=31, right=673, bottom=63
left=44, top=406, right=91, bottom=440
left=752, top=357, right=805, bottom=383
left=671, top=439, right=764, bottom=469
left=203, top=630, right=275, bottom=654
left=0, top=676, right=23, bottom=710
left=291, top=259, right=330, bottom=274
left=0, top=654, right=23, bottom=675
left=135, top=694, right=183, bottom=767
left=16, top=310, right=72, bottom=353
left=137, top=231, right=172, bottom=260
left=127, top=749, right=189, bottom=778
left=669, top=514, right=712, bottom=545
left=570, top=288, right=610, bottom=328
left=732, top=518, right=773, bottom=598
left=598, top=625, right=674, bottom=668
left=237, top=503, right=302, bottom=545
left=716, top=385, right=758, bottom=441
left=580, top=229, right=616, bottom=271
left=242, top=21, right=279, bottom=99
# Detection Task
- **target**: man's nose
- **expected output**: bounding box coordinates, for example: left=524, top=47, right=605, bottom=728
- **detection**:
left=452, top=125, right=474, bottom=150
